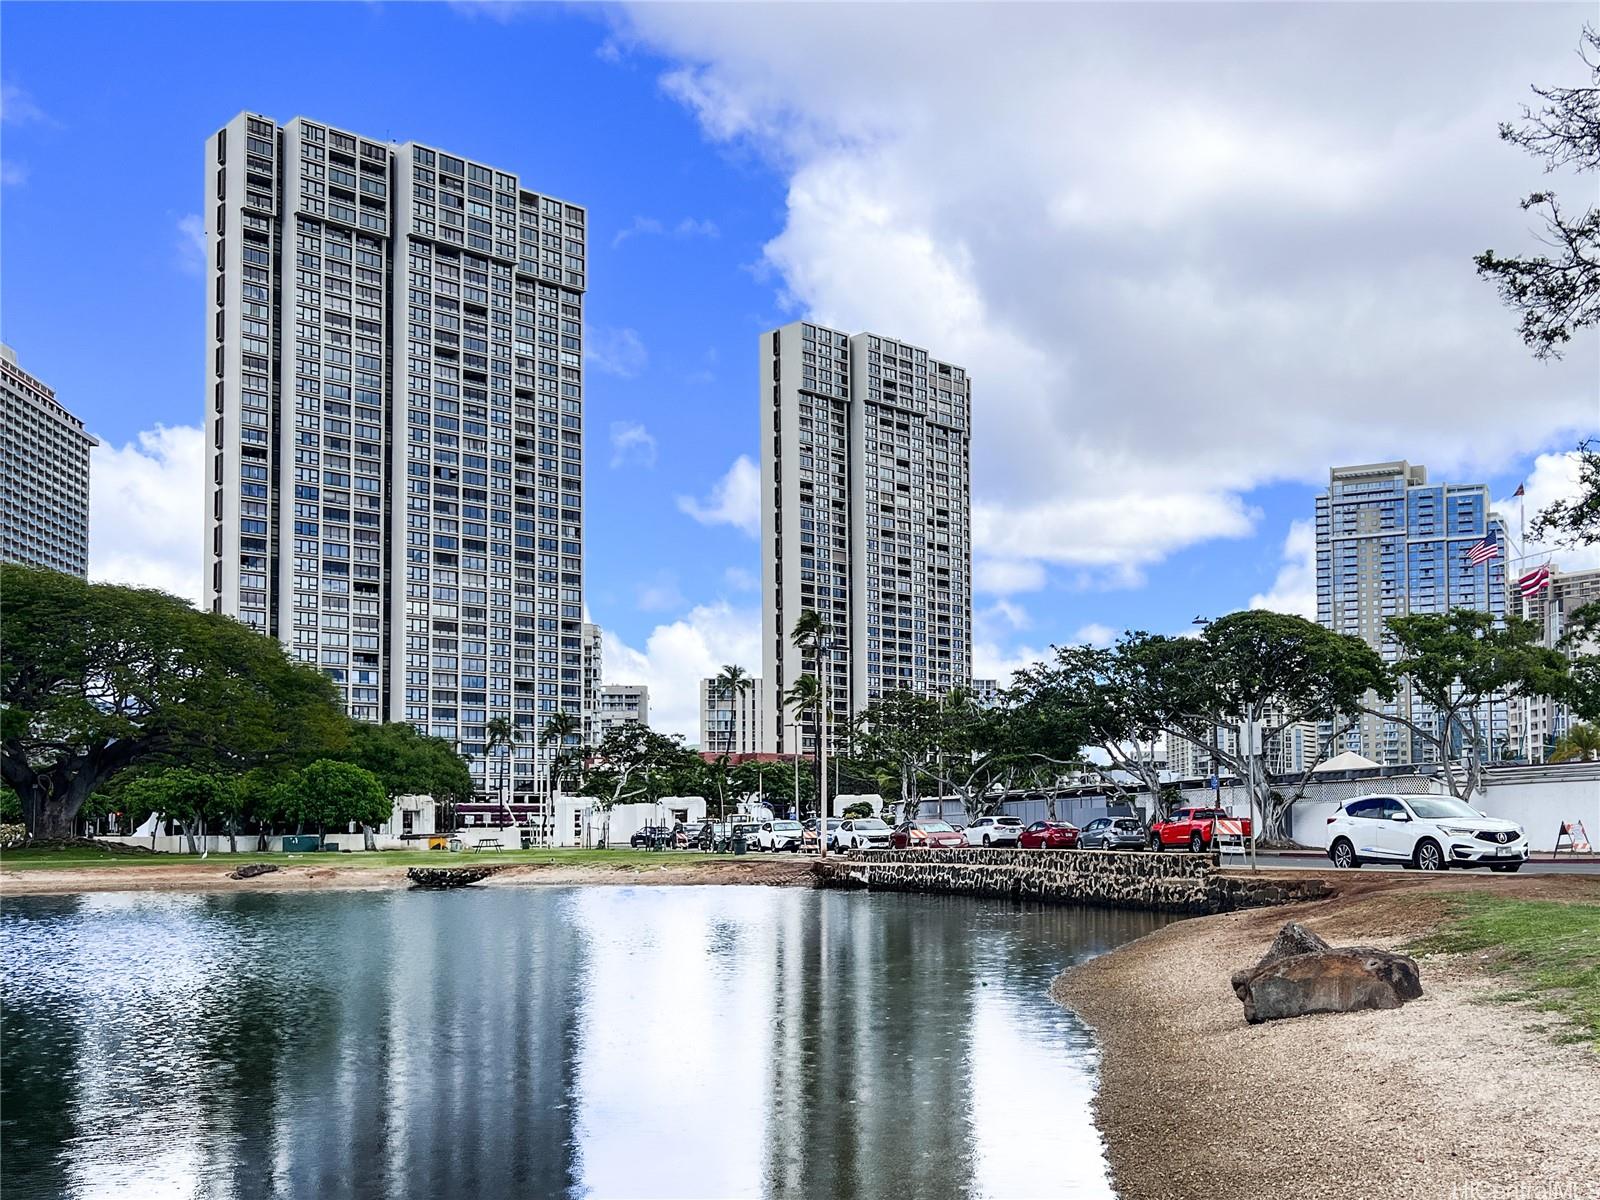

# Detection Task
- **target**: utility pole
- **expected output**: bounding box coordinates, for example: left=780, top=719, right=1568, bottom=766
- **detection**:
left=819, top=640, right=830, bottom=861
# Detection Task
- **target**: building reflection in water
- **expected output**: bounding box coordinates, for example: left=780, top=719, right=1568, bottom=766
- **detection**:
left=1, top=886, right=1168, bottom=1200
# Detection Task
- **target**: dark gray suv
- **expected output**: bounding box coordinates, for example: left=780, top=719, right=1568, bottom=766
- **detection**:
left=1078, top=817, right=1148, bottom=850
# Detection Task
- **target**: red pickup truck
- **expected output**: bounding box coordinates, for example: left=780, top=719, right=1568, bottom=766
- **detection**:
left=1149, top=807, right=1253, bottom=853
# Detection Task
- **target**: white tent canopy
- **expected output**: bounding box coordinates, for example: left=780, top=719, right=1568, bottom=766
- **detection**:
left=1314, top=750, right=1381, bottom=773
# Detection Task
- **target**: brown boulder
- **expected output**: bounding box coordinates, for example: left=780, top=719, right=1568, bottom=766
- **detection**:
left=1257, top=921, right=1331, bottom=966
left=1232, top=946, right=1423, bottom=1024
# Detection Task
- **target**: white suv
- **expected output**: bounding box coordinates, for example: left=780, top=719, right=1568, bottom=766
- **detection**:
left=1324, top=794, right=1528, bottom=872
left=964, top=816, right=1023, bottom=847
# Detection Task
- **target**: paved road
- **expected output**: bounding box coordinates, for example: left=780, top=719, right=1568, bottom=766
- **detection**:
left=1227, top=852, right=1600, bottom=875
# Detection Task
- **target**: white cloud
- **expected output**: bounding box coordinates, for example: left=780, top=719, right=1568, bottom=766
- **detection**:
left=1249, top=518, right=1319, bottom=619
left=89, top=424, right=204, bottom=605
left=972, top=638, right=1045, bottom=692
left=176, top=214, right=206, bottom=275
left=0, top=81, right=51, bottom=126
left=677, top=454, right=760, bottom=537
left=586, top=326, right=648, bottom=378
left=722, top=565, right=759, bottom=592
left=602, top=601, right=761, bottom=740
left=1500, top=449, right=1600, bottom=575
left=611, top=4, right=1598, bottom=588
left=0, top=160, right=26, bottom=187
left=973, top=556, right=1046, bottom=596
left=612, top=214, right=721, bottom=249
left=608, top=420, right=657, bottom=468
left=1072, top=623, right=1117, bottom=648
left=635, top=570, right=686, bottom=614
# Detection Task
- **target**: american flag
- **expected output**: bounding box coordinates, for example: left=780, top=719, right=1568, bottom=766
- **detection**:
left=1466, top=535, right=1500, bottom=566
left=1518, top=564, right=1553, bottom=598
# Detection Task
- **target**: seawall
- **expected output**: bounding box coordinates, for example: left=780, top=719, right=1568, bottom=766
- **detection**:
left=814, top=848, right=1332, bottom=914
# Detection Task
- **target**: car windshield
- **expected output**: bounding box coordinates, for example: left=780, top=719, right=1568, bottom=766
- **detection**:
left=1405, top=796, right=1483, bottom=820
left=917, top=822, right=955, bottom=833
left=773, top=821, right=801, bottom=831
left=853, top=819, right=888, bottom=830
left=1113, top=819, right=1142, bottom=830
left=996, top=817, right=1022, bottom=826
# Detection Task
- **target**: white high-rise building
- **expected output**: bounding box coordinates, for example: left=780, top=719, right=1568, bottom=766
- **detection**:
left=203, top=112, right=587, bottom=817
left=1, top=344, right=96, bottom=576
left=594, top=684, right=648, bottom=742
left=581, top=622, right=604, bottom=746
left=700, top=676, right=767, bottom=754
left=1509, top=565, right=1600, bottom=761
left=760, top=321, right=972, bottom=754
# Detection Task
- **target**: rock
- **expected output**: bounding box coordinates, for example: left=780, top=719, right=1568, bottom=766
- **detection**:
left=407, top=866, right=501, bottom=890
left=229, top=863, right=280, bottom=880
left=1257, top=921, right=1331, bottom=966
left=1232, top=946, right=1423, bottom=1024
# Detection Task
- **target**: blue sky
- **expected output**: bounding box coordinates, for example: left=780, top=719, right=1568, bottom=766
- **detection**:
left=3, top=3, right=1596, bottom=737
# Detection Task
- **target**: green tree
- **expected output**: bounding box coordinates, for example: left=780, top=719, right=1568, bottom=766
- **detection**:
left=1125, top=612, right=1390, bottom=840
left=1550, top=722, right=1600, bottom=762
left=120, top=768, right=237, bottom=856
left=1376, top=610, right=1570, bottom=798
left=279, top=759, right=388, bottom=844
left=1, top=566, right=346, bottom=839
left=841, top=799, right=876, bottom=820
left=852, top=690, right=941, bottom=820
left=341, top=721, right=470, bottom=847
left=575, top=723, right=686, bottom=846
left=1475, top=26, right=1600, bottom=358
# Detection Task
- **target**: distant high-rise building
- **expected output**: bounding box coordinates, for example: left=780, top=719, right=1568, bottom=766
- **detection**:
left=1315, top=461, right=1508, bottom=765
left=1, top=344, right=96, bottom=576
left=203, top=112, right=587, bottom=817
left=971, top=678, right=1000, bottom=709
left=1509, top=564, right=1600, bottom=761
left=700, top=676, right=767, bottom=754
left=594, top=684, right=648, bottom=742
left=581, top=622, right=603, bottom=746
left=760, top=321, right=972, bottom=755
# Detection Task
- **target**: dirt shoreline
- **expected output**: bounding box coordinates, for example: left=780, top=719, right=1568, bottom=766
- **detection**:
left=0, top=856, right=818, bottom=896
left=1055, top=873, right=1600, bottom=1200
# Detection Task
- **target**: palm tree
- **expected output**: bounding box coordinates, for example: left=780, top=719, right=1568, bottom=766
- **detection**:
left=540, top=710, right=582, bottom=845
left=1550, top=722, right=1600, bottom=763
left=784, top=672, right=823, bottom=820
left=485, top=716, right=519, bottom=829
left=714, top=663, right=753, bottom=755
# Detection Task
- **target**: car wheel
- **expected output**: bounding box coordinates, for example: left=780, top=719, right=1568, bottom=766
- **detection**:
left=1329, top=838, right=1360, bottom=870
left=1190, top=832, right=1204, bottom=853
left=1413, top=839, right=1446, bottom=871
left=1489, top=862, right=1521, bottom=873
left=1152, top=836, right=1164, bottom=853
left=982, top=834, right=991, bottom=847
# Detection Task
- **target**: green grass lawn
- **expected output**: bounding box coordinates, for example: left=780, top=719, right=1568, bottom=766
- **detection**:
left=1409, top=896, right=1600, bottom=1050
left=0, top=845, right=726, bottom=872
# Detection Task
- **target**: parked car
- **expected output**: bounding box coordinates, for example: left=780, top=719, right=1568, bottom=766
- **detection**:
left=731, top=822, right=763, bottom=850
left=800, top=818, right=844, bottom=853
left=629, top=825, right=670, bottom=849
left=964, top=815, right=1024, bottom=847
left=890, top=820, right=966, bottom=849
left=694, top=821, right=733, bottom=850
left=1149, top=807, right=1253, bottom=853
left=1079, top=816, right=1148, bottom=850
left=1324, top=794, right=1528, bottom=872
left=756, top=819, right=805, bottom=851
left=672, top=824, right=699, bottom=849
left=836, top=817, right=892, bottom=850
left=1018, top=820, right=1079, bottom=849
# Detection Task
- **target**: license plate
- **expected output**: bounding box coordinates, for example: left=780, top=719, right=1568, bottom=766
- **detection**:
left=1495, top=847, right=1512, bottom=857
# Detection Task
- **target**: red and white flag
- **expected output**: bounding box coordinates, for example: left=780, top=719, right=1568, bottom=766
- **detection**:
left=1466, top=535, right=1500, bottom=566
left=1517, top=564, right=1553, bottom=598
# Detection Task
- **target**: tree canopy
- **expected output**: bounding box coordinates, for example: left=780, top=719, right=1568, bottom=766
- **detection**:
left=1, top=566, right=347, bottom=838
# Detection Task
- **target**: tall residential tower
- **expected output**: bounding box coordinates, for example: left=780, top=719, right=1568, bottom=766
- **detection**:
left=1, top=344, right=96, bottom=575
left=203, top=112, right=586, bottom=815
left=1315, top=461, right=1508, bottom=765
left=760, top=321, right=972, bottom=754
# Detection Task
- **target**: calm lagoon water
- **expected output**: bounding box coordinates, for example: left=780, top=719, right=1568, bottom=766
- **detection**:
left=1, top=886, right=1168, bottom=1199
